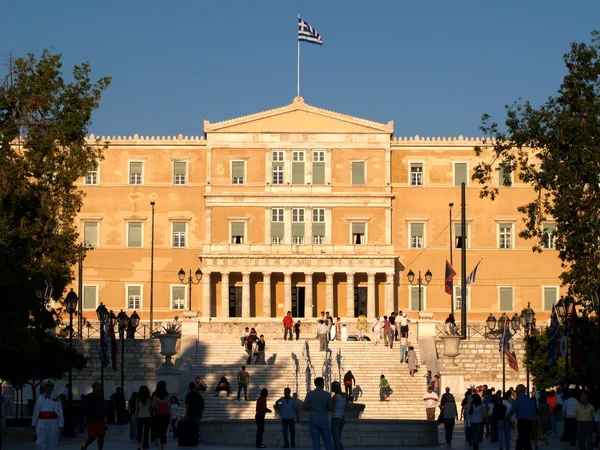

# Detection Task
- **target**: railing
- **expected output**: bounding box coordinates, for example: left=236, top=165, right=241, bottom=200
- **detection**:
left=434, top=321, right=544, bottom=340
left=201, top=244, right=396, bottom=256
left=55, top=321, right=164, bottom=340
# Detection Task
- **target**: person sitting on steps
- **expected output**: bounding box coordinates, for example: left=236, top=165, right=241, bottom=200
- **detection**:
left=215, top=377, right=231, bottom=397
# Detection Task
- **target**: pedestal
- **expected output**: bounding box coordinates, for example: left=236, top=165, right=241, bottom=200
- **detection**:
left=417, top=312, right=436, bottom=338
left=155, top=365, right=186, bottom=398
left=440, top=370, right=465, bottom=398
left=180, top=318, right=200, bottom=338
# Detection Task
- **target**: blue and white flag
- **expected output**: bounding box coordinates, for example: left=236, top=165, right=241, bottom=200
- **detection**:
left=466, top=259, right=482, bottom=284
left=546, top=304, right=560, bottom=367
left=502, top=320, right=519, bottom=372
left=298, top=17, right=323, bottom=45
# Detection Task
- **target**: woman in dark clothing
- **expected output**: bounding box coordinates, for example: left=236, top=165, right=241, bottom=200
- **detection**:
left=128, top=391, right=138, bottom=442
left=152, top=381, right=171, bottom=450
left=215, top=376, right=231, bottom=396
left=136, top=386, right=152, bottom=450
left=343, top=371, right=356, bottom=401
left=255, top=388, right=272, bottom=448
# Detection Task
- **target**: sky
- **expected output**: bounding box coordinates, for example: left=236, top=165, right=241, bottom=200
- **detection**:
left=2, top=0, right=600, bottom=138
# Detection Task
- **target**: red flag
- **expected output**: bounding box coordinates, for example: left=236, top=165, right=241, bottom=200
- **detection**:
left=445, top=260, right=457, bottom=295
left=569, top=302, right=582, bottom=371
left=108, top=316, right=118, bottom=371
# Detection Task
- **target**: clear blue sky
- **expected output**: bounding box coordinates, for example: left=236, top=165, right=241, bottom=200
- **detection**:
left=3, top=0, right=599, bottom=138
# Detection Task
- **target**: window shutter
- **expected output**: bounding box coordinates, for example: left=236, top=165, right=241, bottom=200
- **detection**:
left=543, top=223, right=556, bottom=234
left=271, top=223, right=284, bottom=238
left=313, top=162, right=325, bottom=184
left=84, top=222, right=98, bottom=248
left=83, top=286, right=97, bottom=309
left=410, top=223, right=424, bottom=237
left=499, top=166, right=508, bottom=186
left=232, top=161, right=245, bottom=178
left=273, top=162, right=283, bottom=170
left=410, top=286, right=420, bottom=310
left=454, top=223, right=462, bottom=238
left=352, top=223, right=365, bottom=235
left=411, top=162, right=423, bottom=172
left=499, top=223, right=512, bottom=231
left=128, top=285, right=141, bottom=297
left=292, top=223, right=305, bottom=237
left=454, top=163, right=468, bottom=186
left=172, top=285, right=185, bottom=301
left=544, top=287, right=558, bottom=311
left=352, top=162, right=365, bottom=185
left=130, top=162, right=142, bottom=175
left=128, top=222, right=142, bottom=247
left=173, top=162, right=186, bottom=175
left=312, top=223, right=325, bottom=237
left=499, top=287, right=513, bottom=311
left=173, top=222, right=186, bottom=234
left=231, top=222, right=245, bottom=236
left=292, top=162, right=305, bottom=184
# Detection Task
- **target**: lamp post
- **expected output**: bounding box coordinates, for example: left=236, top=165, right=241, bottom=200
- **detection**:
left=64, top=289, right=79, bottom=437
left=150, top=200, right=155, bottom=334
left=520, top=302, right=535, bottom=395
left=128, top=311, right=140, bottom=339
left=555, top=296, right=574, bottom=391
left=96, top=303, right=110, bottom=390
left=406, top=269, right=432, bottom=312
left=486, top=312, right=521, bottom=393
left=117, top=310, right=128, bottom=396
left=178, top=268, right=203, bottom=311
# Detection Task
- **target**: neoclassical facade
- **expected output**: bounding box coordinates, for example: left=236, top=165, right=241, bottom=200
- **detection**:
left=73, top=97, right=564, bottom=322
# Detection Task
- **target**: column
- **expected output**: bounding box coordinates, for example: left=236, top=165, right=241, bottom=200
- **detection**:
left=263, top=272, right=272, bottom=317
left=385, top=207, right=392, bottom=245
left=205, top=206, right=212, bottom=244
left=284, top=272, right=292, bottom=313
left=326, top=272, right=334, bottom=313
left=221, top=272, right=230, bottom=318
left=346, top=273, right=354, bottom=318
left=202, top=272, right=211, bottom=317
left=385, top=272, right=394, bottom=314
left=242, top=272, right=251, bottom=318
left=285, top=209, right=292, bottom=244
left=304, top=273, right=313, bottom=318
left=367, top=272, right=376, bottom=318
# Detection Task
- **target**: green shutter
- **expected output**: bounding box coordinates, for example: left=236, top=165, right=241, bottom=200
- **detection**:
left=231, top=222, right=245, bottom=236
left=352, top=162, right=365, bottom=185
left=273, top=162, right=283, bottom=171
left=313, top=162, right=325, bottom=184
left=292, top=162, right=305, bottom=184
left=499, top=166, right=508, bottom=187
left=271, top=223, right=284, bottom=238
left=128, top=222, right=142, bottom=247
left=312, top=223, right=325, bottom=237
left=544, top=287, right=558, bottom=311
left=352, top=223, right=365, bottom=235
left=410, top=286, right=420, bottom=311
left=454, top=223, right=462, bottom=238
left=499, top=287, right=513, bottom=311
left=172, top=286, right=185, bottom=301
left=83, top=286, right=96, bottom=309
left=128, top=285, right=141, bottom=297
left=232, top=161, right=245, bottom=178
left=292, top=223, right=305, bottom=238
left=454, top=163, right=467, bottom=186
left=173, top=162, right=186, bottom=175
left=84, top=222, right=98, bottom=248
left=130, top=162, right=142, bottom=175
left=410, top=223, right=424, bottom=237
left=173, top=222, right=186, bottom=233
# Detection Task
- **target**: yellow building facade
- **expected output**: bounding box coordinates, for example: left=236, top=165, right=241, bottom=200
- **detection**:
left=74, top=97, right=564, bottom=323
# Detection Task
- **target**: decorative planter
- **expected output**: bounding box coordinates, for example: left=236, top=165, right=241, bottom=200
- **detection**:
left=158, top=334, right=180, bottom=366
left=440, top=335, right=462, bottom=368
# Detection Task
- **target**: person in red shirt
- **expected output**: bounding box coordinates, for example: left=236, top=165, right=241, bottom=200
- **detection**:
left=283, top=311, right=294, bottom=341
left=255, top=389, right=272, bottom=448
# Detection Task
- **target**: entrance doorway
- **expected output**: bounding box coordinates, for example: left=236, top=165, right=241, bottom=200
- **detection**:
left=354, top=287, right=367, bottom=317
left=291, top=287, right=305, bottom=318
left=229, top=286, right=242, bottom=317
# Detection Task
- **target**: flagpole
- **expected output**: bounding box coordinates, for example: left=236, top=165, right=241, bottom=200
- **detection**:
left=297, top=14, right=300, bottom=97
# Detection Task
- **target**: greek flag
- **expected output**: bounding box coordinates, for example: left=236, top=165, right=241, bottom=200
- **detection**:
left=466, top=259, right=482, bottom=285
left=298, top=17, right=323, bottom=45
left=546, top=304, right=560, bottom=367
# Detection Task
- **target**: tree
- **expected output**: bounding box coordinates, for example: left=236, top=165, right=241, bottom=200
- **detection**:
left=473, top=31, right=600, bottom=305
left=0, top=50, right=111, bottom=384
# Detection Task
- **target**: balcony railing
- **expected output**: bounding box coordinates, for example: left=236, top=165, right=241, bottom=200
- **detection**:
left=201, top=244, right=396, bottom=256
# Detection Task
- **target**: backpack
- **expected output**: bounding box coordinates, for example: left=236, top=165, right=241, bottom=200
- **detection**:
left=493, top=402, right=507, bottom=421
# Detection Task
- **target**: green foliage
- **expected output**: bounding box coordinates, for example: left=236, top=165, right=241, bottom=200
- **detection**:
left=473, top=31, right=600, bottom=305
left=0, top=50, right=110, bottom=385
left=162, top=323, right=182, bottom=335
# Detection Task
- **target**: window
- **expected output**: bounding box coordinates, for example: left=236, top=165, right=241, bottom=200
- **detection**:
left=410, top=223, right=425, bottom=248
left=454, top=163, right=468, bottom=186
left=409, top=285, right=426, bottom=311
left=454, top=285, right=463, bottom=312
left=499, top=166, right=513, bottom=187
left=351, top=161, right=365, bottom=185
left=231, top=222, right=245, bottom=244
left=232, top=160, right=245, bottom=185
left=292, top=208, right=305, bottom=244
left=129, top=161, right=143, bottom=185
left=171, top=285, right=186, bottom=310
left=543, top=287, right=559, bottom=311
left=292, top=151, right=305, bottom=185
left=499, top=287, right=513, bottom=311
left=312, top=208, right=325, bottom=244
left=410, top=163, right=423, bottom=186
left=498, top=223, right=513, bottom=249
left=127, top=285, right=142, bottom=310
left=83, top=222, right=98, bottom=248
left=454, top=223, right=467, bottom=248
left=272, top=151, right=284, bottom=185
left=82, top=285, right=97, bottom=310
left=173, top=161, right=187, bottom=185
left=172, top=222, right=187, bottom=248
left=127, top=222, right=143, bottom=247
left=312, top=151, right=325, bottom=185
left=271, top=208, right=284, bottom=244
left=543, top=223, right=556, bottom=249
left=85, top=165, right=98, bottom=185
left=352, top=223, right=366, bottom=245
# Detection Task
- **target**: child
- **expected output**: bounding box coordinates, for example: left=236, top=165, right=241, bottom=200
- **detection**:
left=379, top=374, right=390, bottom=401
left=241, top=327, right=250, bottom=346
left=294, top=321, right=301, bottom=341
left=170, top=395, right=180, bottom=439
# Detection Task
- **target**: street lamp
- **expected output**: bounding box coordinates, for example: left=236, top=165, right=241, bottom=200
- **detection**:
left=556, top=296, right=574, bottom=391
left=178, top=268, right=203, bottom=311
left=128, top=311, right=140, bottom=339
left=406, top=269, right=432, bottom=312
left=96, top=303, right=110, bottom=391
left=117, top=310, right=128, bottom=396
left=520, top=302, right=535, bottom=395
left=486, top=312, right=521, bottom=392
left=64, top=289, right=78, bottom=437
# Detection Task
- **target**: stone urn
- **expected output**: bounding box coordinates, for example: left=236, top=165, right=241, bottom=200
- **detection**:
left=440, top=335, right=462, bottom=368
left=157, top=334, right=180, bottom=366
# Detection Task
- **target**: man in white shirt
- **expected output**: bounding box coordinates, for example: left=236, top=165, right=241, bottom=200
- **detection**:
left=317, top=320, right=329, bottom=352
left=500, top=391, right=514, bottom=450
left=398, top=311, right=411, bottom=338
left=561, top=391, right=580, bottom=446
left=423, top=386, right=438, bottom=420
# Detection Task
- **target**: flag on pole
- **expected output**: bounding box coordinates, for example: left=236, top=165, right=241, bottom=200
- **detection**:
left=502, top=319, right=519, bottom=371
left=569, top=302, right=582, bottom=370
left=466, top=259, right=482, bottom=284
left=546, top=304, right=560, bottom=367
left=298, top=17, right=323, bottom=45
left=445, top=260, right=456, bottom=295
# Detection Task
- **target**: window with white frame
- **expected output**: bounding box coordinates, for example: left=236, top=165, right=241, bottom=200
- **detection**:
left=454, top=285, right=463, bottom=312
left=272, top=151, right=284, bottom=185
left=410, top=163, right=423, bottom=186
left=129, top=161, right=143, bottom=185
left=127, top=285, right=142, bottom=310
left=543, top=286, right=559, bottom=311
left=127, top=222, right=143, bottom=248
left=351, top=161, right=365, bottom=185
left=292, top=151, right=305, bottom=185
left=231, top=222, right=245, bottom=244
left=312, top=208, right=325, bottom=244
left=172, top=222, right=187, bottom=248
left=499, top=165, right=513, bottom=187
left=173, top=161, right=187, bottom=185
left=232, top=160, right=245, bottom=185
left=352, top=222, right=366, bottom=245
left=454, top=162, right=468, bottom=186
left=543, top=223, right=556, bottom=249
left=82, top=285, right=97, bottom=310
left=292, top=208, right=305, bottom=244
left=499, top=286, right=514, bottom=311
left=85, top=164, right=98, bottom=185
left=172, top=285, right=186, bottom=310
left=498, top=223, right=513, bottom=249
left=409, top=285, right=426, bottom=311
left=271, top=208, right=284, bottom=244
left=83, top=222, right=99, bottom=248
left=312, top=151, right=325, bottom=185
left=410, top=223, right=425, bottom=248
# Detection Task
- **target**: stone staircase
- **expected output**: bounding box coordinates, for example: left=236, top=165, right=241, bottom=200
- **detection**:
left=189, top=339, right=427, bottom=420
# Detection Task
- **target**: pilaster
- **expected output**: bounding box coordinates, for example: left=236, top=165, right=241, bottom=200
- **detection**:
left=221, top=272, right=230, bottom=318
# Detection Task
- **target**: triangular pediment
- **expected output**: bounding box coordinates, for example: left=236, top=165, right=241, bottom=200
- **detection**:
left=204, top=97, right=393, bottom=134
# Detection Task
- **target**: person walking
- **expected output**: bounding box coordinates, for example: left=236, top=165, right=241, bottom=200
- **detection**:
left=32, top=379, right=64, bottom=450
left=343, top=371, right=356, bottom=402
left=398, top=311, right=410, bottom=338
left=423, top=386, right=438, bottom=420
left=537, top=394, right=551, bottom=446
left=245, top=333, right=259, bottom=365
left=562, top=390, right=580, bottom=446
left=356, top=311, right=367, bottom=341
left=574, top=393, right=596, bottom=450
left=400, top=331, right=409, bottom=363
left=110, top=387, right=126, bottom=425
left=128, top=391, right=138, bottom=442
left=136, top=386, right=152, bottom=450
left=500, top=391, right=514, bottom=450
left=283, top=311, right=294, bottom=341
left=170, top=396, right=180, bottom=440
left=331, top=381, right=348, bottom=450
left=294, top=321, right=302, bottom=341
left=506, top=384, right=535, bottom=450
left=152, top=381, right=171, bottom=450
left=441, top=393, right=458, bottom=447
left=317, top=320, right=329, bottom=352
left=238, top=365, right=251, bottom=401
left=303, top=377, right=333, bottom=450
left=382, top=316, right=393, bottom=348
left=274, top=388, right=297, bottom=448
left=379, top=375, right=392, bottom=402
left=372, top=316, right=383, bottom=345
left=407, top=346, right=418, bottom=376
left=81, top=381, right=106, bottom=450
left=492, top=392, right=508, bottom=450
left=255, top=389, right=272, bottom=448
left=468, top=394, right=487, bottom=450
left=255, top=335, right=267, bottom=365
left=184, top=382, right=205, bottom=445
